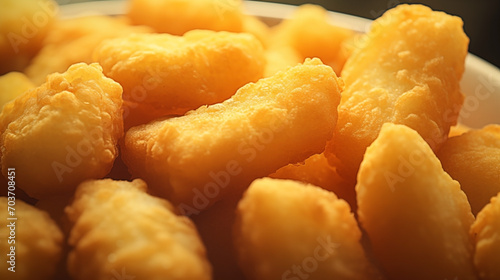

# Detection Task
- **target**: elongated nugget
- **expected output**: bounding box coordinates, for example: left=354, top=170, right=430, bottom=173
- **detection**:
left=357, top=123, right=476, bottom=280
left=25, top=15, right=152, bottom=85
left=0, top=63, right=123, bottom=199
left=0, top=197, right=63, bottom=280
left=326, top=4, right=468, bottom=180
left=234, top=178, right=383, bottom=280
left=93, top=30, right=265, bottom=124
left=438, top=125, right=500, bottom=215
left=470, top=192, right=500, bottom=280
left=123, top=58, right=342, bottom=214
left=65, top=179, right=212, bottom=280
left=127, top=0, right=244, bottom=35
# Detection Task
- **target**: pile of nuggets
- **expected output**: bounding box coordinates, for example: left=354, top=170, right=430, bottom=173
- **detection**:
left=0, top=0, right=499, bottom=279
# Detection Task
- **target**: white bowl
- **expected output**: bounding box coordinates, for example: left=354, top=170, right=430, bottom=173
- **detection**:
left=60, top=0, right=500, bottom=128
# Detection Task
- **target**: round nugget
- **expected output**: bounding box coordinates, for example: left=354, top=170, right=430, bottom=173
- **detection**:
left=470, top=192, right=500, bottom=280
left=0, top=63, right=123, bottom=199
left=438, top=125, right=500, bottom=215
left=234, top=178, right=382, bottom=280
left=0, top=197, right=63, bottom=280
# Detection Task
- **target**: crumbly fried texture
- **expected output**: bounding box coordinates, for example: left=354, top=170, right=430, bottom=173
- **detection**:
left=65, top=179, right=212, bottom=280
left=0, top=63, right=123, bottom=199
left=24, top=15, right=152, bottom=85
left=326, top=4, right=468, bottom=180
left=269, top=4, right=354, bottom=75
left=122, top=58, right=342, bottom=213
left=0, top=197, right=63, bottom=280
left=234, top=178, right=383, bottom=280
left=127, top=0, right=244, bottom=35
left=0, top=72, right=34, bottom=109
left=437, top=125, right=500, bottom=215
left=269, top=153, right=356, bottom=209
left=0, top=0, right=57, bottom=74
left=356, top=123, right=476, bottom=280
left=470, top=192, right=500, bottom=280
left=93, top=30, right=265, bottom=126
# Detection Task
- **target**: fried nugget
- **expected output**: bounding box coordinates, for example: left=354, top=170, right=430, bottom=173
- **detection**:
left=127, top=0, right=244, bottom=35
left=65, top=179, right=212, bottom=280
left=270, top=4, right=354, bottom=74
left=437, top=125, right=500, bottom=215
left=122, top=58, right=342, bottom=213
left=233, top=178, right=383, bottom=280
left=470, top=192, right=500, bottom=280
left=0, top=197, right=63, bottom=280
left=24, top=15, right=152, bottom=85
left=326, top=4, right=468, bottom=180
left=356, top=123, right=476, bottom=280
left=0, top=72, right=34, bottom=109
left=93, top=30, right=265, bottom=126
left=0, top=0, right=57, bottom=74
left=269, top=153, right=356, bottom=209
left=0, top=63, right=123, bottom=199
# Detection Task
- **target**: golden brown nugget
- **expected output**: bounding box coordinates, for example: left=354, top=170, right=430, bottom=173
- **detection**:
left=25, top=15, right=152, bottom=85
left=326, top=4, right=468, bottom=180
left=234, top=178, right=383, bottom=280
left=357, top=123, right=476, bottom=280
left=0, top=0, right=57, bottom=74
left=127, top=0, right=244, bottom=35
left=269, top=153, right=356, bottom=208
left=470, top=192, right=500, bottom=280
left=65, top=179, right=212, bottom=280
left=270, top=4, right=354, bottom=74
left=93, top=30, right=265, bottom=122
left=0, top=72, right=34, bottom=109
left=123, top=58, right=342, bottom=213
left=437, top=125, right=500, bottom=215
left=0, top=63, right=123, bottom=199
left=0, top=197, right=63, bottom=280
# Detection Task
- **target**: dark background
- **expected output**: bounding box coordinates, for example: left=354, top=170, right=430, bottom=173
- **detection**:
left=254, top=0, right=500, bottom=68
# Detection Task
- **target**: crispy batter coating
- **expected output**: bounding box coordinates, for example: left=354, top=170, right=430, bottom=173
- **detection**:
left=326, top=4, right=468, bottom=180
left=470, top=192, right=500, bottom=280
left=0, top=63, right=123, bottom=199
left=24, top=15, right=152, bottom=85
left=0, top=0, right=57, bottom=74
left=65, top=179, right=212, bottom=280
left=437, top=125, right=500, bottom=215
left=93, top=30, right=265, bottom=125
left=234, top=178, right=383, bottom=280
left=122, top=58, right=342, bottom=213
left=127, top=0, right=244, bottom=35
left=356, top=123, right=476, bottom=280
left=0, top=197, right=63, bottom=280
left=0, top=72, right=34, bottom=109
left=269, top=153, right=356, bottom=209
left=270, top=4, right=354, bottom=75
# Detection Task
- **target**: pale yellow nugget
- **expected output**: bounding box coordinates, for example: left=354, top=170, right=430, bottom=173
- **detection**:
left=0, top=63, right=123, bottom=199
left=234, top=178, right=383, bottom=280
left=357, top=123, right=476, bottom=280
left=123, top=58, right=342, bottom=213
left=0, top=0, right=57, bottom=74
left=470, top=192, right=500, bottom=280
left=438, top=125, right=500, bottom=215
left=66, top=179, right=211, bottom=280
left=127, top=0, right=244, bottom=35
left=0, top=72, right=34, bottom=109
left=93, top=30, right=265, bottom=123
left=326, top=4, right=468, bottom=180
left=25, top=15, right=152, bottom=85
left=0, top=197, right=63, bottom=280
